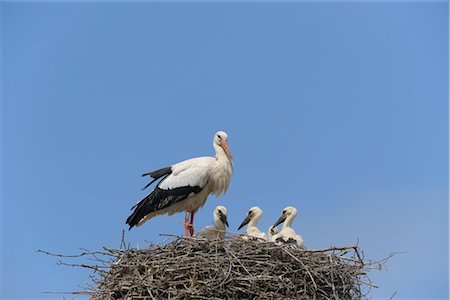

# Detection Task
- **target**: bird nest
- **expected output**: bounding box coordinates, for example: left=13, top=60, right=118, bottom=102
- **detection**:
left=43, top=235, right=388, bottom=300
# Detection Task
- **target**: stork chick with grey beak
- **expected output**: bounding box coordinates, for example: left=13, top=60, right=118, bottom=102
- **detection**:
left=126, top=131, right=233, bottom=236
left=197, top=206, right=229, bottom=240
left=268, top=225, right=279, bottom=241
left=237, top=207, right=267, bottom=240
left=270, top=206, right=304, bottom=248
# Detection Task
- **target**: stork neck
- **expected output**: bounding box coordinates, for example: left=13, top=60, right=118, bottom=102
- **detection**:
left=248, top=215, right=261, bottom=227
left=282, top=215, right=295, bottom=229
left=210, top=143, right=233, bottom=197
left=247, top=226, right=262, bottom=235
left=214, top=143, right=231, bottom=162
left=215, top=219, right=226, bottom=231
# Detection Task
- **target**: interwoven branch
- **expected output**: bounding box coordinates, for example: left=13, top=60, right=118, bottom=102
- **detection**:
left=40, top=236, right=389, bottom=300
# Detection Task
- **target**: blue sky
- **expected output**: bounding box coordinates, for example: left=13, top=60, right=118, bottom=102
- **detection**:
left=1, top=2, right=448, bottom=299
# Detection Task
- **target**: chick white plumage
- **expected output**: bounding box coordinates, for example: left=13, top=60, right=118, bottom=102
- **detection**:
left=237, top=207, right=267, bottom=240
left=197, top=206, right=229, bottom=240
left=270, top=206, right=304, bottom=248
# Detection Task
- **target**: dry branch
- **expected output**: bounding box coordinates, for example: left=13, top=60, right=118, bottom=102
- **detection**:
left=41, top=236, right=389, bottom=300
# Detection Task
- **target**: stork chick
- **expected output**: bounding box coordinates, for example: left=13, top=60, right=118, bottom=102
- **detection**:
left=268, top=225, right=279, bottom=241
left=197, top=206, right=229, bottom=240
left=271, top=206, right=304, bottom=248
left=237, top=207, right=267, bottom=240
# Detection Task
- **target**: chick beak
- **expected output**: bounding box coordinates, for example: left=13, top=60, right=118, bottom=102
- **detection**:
left=238, top=215, right=251, bottom=230
left=219, top=211, right=229, bottom=228
left=273, top=214, right=286, bottom=227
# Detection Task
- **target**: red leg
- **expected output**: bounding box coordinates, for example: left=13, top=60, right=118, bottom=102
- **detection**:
left=188, top=212, right=195, bottom=236
left=184, top=212, right=190, bottom=237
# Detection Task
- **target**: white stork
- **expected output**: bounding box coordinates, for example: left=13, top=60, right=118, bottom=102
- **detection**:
left=126, top=131, right=233, bottom=236
left=270, top=206, right=304, bottom=248
left=237, top=207, right=267, bottom=240
left=267, top=225, right=279, bottom=241
left=197, top=205, right=229, bottom=240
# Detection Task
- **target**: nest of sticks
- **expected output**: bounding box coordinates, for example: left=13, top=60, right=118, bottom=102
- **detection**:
left=42, top=235, right=389, bottom=300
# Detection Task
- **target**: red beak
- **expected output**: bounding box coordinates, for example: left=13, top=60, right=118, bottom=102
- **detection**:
left=220, top=140, right=233, bottom=160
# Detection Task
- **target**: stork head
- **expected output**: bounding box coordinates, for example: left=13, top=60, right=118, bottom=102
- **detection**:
left=238, top=206, right=263, bottom=230
left=214, top=131, right=233, bottom=160
left=273, top=206, right=298, bottom=227
left=269, top=225, right=279, bottom=236
left=214, top=205, right=229, bottom=227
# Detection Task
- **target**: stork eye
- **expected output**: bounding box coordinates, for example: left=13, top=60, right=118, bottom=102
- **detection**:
left=282, top=210, right=286, bottom=214
left=217, top=135, right=222, bottom=140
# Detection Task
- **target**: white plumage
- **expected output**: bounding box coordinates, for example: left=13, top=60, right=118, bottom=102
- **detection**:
left=270, top=206, right=304, bottom=248
left=237, top=207, right=267, bottom=240
left=158, top=158, right=211, bottom=191
left=197, top=206, right=228, bottom=240
left=126, top=131, right=233, bottom=236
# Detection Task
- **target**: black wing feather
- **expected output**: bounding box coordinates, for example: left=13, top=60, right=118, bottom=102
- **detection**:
left=141, top=166, right=172, bottom=191
left=126, top=185, right=202, bottom=230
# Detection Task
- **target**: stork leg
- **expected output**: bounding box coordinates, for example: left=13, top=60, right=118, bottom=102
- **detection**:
left=184, top=212, right=190, bottom=237
left=188, top=212, right=195, bottom=236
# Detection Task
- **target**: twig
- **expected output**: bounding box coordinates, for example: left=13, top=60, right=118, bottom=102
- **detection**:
left=39, top=236, right=393, bottom=299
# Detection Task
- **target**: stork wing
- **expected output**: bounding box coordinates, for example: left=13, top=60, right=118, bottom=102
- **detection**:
left=158, top=158, right=211, bottom=190
left=126, top=157, right=213, bottom=229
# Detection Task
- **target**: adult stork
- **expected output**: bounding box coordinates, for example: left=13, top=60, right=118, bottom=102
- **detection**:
left=270, top=206, right=304, bottom=248
left=126, top=131, right=233, bottom=236
left=197, top=205, right=229, bottom=240
left=237, top=207, right=267, bottom=240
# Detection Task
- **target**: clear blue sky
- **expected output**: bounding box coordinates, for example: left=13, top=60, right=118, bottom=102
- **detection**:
left=1, top=2, right=448, bottom=299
